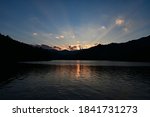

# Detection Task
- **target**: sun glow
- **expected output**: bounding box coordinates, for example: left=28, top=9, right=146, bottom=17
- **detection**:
left=29, top=18, right=131, bottom=50
left=0, top=0, right=148, bottom=48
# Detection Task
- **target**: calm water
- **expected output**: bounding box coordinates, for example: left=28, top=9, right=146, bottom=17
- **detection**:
left=0, top=60, right=150, bottom=100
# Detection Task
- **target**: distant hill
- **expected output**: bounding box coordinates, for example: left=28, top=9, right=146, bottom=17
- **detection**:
left=0, top=34, right=57, bottom=63
left=0, top=33, right=150, bottom=62
left=77, top=35, right=150, bottom=61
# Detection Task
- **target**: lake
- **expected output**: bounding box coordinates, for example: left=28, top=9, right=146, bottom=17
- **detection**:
left=0, top=60, right=150, bottom=100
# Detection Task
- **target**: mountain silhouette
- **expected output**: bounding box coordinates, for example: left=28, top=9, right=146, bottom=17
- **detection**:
left=0, top=33, right=57, bottom=63
left=76, top=35, right=150, bottom=61
left=0, top=33, right=150, bottom=62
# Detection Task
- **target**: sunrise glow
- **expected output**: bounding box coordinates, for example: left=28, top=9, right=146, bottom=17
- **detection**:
left=0, top=0, right=150, bottom=50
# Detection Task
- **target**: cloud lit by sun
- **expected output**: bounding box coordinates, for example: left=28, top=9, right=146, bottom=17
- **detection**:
left=28, top=4, right=147, bottom=51
left=0, top=0, right=149, bottom=51
left=30, top=18, right=133, bottom=50
left=115, top=18, right=125, bottom=25
left=114, top=18, right=131, bottom=33
left=56, top=35, right=65, bottom=39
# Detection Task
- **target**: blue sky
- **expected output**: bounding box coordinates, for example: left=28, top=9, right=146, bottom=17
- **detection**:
left=0, top=0, right=150, bottom=49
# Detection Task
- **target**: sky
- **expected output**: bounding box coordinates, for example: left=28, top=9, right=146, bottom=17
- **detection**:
left=0, top=0, right=150, bottom=50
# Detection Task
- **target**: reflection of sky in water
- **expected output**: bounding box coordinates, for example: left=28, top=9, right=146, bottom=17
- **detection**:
left=23, top=60, right=150, bottom=66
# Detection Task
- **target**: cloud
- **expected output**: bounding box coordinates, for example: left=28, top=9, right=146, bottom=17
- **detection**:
left=68, top=45, right=78, bottom=50
left=115, top=18, right=131, bottom=32
left=97, top=26, right=106, bottom=31
left=60, top=35, right=64, bottom=39
left=56, top=35, right=65, bottom=39
left=67, top=43, right=82, bottom=50
left=60, top=30, right=76, bottom=39
left=82, top=44, right=93, bottom=49
left=53, top=46, right=62, bottom=51
left=101, top=26, right=106, bottom=30
left=115, top=18, right=125, bottom=25
left=55, top=36, right=60, bottom=39
left=33, top=32, right=38, bottom=36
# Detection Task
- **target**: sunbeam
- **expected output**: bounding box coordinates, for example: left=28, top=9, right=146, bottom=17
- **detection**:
left=0, top=0, right=150, bottom=50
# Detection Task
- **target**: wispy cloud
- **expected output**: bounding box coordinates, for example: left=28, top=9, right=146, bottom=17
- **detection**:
left=60, top=35, right=64, bottom=39
left=115, top=18, right=125, bottom=25
left=53, top=46, right=62, bottom=51
left=56, top=35, right=65, bottom=39
left=68, top=45, right=81, bottom=50
left=33, top=32, right=38, bottom=36
left=115, top=18, right=130, bottom=32
left=101, top=26, right=106, bottom=30
left=55, top=36, right=60, bottom=39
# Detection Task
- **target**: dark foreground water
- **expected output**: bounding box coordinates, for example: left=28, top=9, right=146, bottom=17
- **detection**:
left=0, top=60, right=150, bottom=100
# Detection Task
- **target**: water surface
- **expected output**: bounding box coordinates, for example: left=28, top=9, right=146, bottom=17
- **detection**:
left=0, top=60, right=150, bottom=99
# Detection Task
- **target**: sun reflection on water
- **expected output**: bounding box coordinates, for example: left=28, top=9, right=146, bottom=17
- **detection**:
left=75, top=63, right=81, bottom=78
left=75, top=63, right=92, bottom=79
left=54, top=61, right=92, bottom=80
